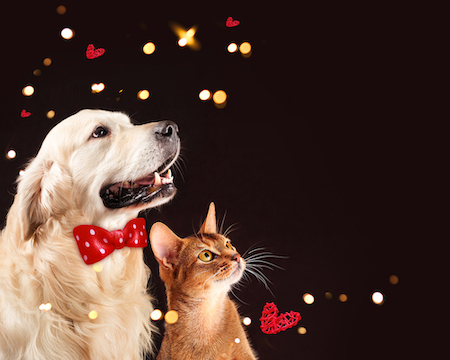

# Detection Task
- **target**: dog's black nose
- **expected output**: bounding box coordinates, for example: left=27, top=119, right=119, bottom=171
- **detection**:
left=154, top=120, right=179, bottom=140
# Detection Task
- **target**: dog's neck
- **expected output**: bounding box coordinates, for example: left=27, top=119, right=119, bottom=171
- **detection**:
left=94, top=211, right=141, bottom=231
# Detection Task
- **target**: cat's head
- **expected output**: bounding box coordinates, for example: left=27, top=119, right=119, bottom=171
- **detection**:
left=150, top=203, right=245, bottom=295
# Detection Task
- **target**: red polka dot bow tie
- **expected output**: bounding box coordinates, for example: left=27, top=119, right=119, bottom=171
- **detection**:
left=73, top=218, right=148, bottom=265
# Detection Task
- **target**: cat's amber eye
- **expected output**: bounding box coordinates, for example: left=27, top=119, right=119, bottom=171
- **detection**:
left=225, top=242, right=235, bottom=251
left=199, top=250, right=214, bottom=262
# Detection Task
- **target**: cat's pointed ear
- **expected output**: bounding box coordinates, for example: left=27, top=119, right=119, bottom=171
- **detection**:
left=150, top=222, right=181, bottom=270
left=199, top=202, right=217, bottom=234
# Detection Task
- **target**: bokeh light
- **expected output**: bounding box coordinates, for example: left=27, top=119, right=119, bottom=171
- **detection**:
left=46, top=110, right=56, bottom=119
left=325, top=292, right=333, bottom=300
left=339, top=294, right=348, bottom=302
left=39, top=303, right=52, bottom=311
left=298, top=326, right=307, bottom=335
left=178, top=38, right=187, bottom=47
left=164, top=310, right=179, bottom=324
left=212, top=90, right=227, bottom=105
left=137, top=89, right=151, bottom=100
left=60, top=27, right=74, bottom=40
left=242, top=317, right=252, bottom=326
left=234, top=338, right=241, bottom=344
left=372, top=291, right=384, bottom=305
left=143, top=42, right=156, bottom=55
left=88, top=310, right=98, bottom=319
left=199, top=89, right=211, bottom=101
left=22, top=85, right=35, bottom=96
left=33, top=69, right=42, bottom=76
left=93, top=263, right=103, bottom=272
left=19, top=170, right=25, bottom=176
left=151, top=309, right=163, bottom=321
left=389, top=275, right=399, bottom=285
left=56, top=5, right=66, bottom=15
left=6, top=149, right=17, bottom=160
left=239, top=41, right=252, bottom=57
left=43, top=58, right=52, bottom=66
left=303, top=293, right=315, bottom=305
left=91, top=83, right=105, bottom=94
left=227, top=43, right=238, bottom=53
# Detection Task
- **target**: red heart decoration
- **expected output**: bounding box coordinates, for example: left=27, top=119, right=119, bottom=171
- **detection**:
left=86, top=44, right=105, bottom=59
left=226, top=16, right=240, bottom=27
left=20, top=109, right=31, bottom=117
left=260, top=302, right=301, bottom=334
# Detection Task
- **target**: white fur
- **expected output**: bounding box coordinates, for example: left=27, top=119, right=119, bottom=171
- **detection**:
left=0, top=109, right=180, bottom=359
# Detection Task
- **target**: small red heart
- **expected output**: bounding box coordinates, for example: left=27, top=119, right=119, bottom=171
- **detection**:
left=226, top=16, right=240, bottom=27
left=20, top=109, right=31, bottom=118
left=86, top=44, right=105, bottom=59
left=260, top=302, right=301, bottom=334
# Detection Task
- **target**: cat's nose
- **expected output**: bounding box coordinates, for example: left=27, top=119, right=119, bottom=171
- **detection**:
left=231, top=253, right=241, bottom=263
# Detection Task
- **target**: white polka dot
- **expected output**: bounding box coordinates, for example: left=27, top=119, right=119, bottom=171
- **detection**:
left=140, top=231, right=144, bottom=236
left=76, top=235, right=80, bottom=241
left=90, top=229, right=95, bottom=235
left=83, top=255, right=88, bottom=261
left=129, top=233, right=132, bottom=238
left=100, top=248, right=106, bottom=254
left=133, top=224, right=137, bottom=229
left=85, top=241, right=90, bottom=248
left=103, top=238, right=108, bottom=243
left=145, top=239, right=148, bottom=243
left=119, top=238, right=123, bottom=243
left=135, top=239, right=138, bottom=244
left=142, top=225, right=145, bottom=229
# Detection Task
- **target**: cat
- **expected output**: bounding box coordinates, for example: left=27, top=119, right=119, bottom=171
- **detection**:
left=150, top=202, right=258, bottom=360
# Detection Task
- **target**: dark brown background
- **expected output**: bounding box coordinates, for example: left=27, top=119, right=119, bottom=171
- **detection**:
left=1, top=1, right=425, bottom=359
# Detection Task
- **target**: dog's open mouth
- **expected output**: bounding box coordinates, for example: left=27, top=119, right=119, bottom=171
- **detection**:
left=100, top=163, right=176, bottom=209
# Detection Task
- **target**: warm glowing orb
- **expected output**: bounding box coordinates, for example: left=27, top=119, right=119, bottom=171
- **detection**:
left=150, top=309, right=163, bottom=321
left=61, top=28, right=74, bottom=40
left=339, top=294, right=348, bottom=302
left=164, top=310, right=179, bottom=324
left=298, top=326, right=307, bottom=335
left=227, top=43, right=238, bottom=53
left=91, top=83, right=105, bottom=94
left=212, top=90, right=227, bottom=105
left=6, top=149, right=17, bottom=159
left=303, top=293, right=315, bottom=305
left=372, top=291, right=384, bottom=305
left=199, top=89, right=211, bottom=101
left=143, top=42, right=156, bottom=55
left=56, top=5, right=67, bottom=15
left=242, top=317, right=252, bottom=326
left=46, top=110, right=55, bottom=119
left=88, top=310, right=98, bottom=319
left=389, top=275, right=399, bottom=285
left=178, top=38, right=187, bottom=47
left=22, top=85, right=35, bottom=96
left=43, top=58, right=52, bottom=66
left=239, top=42, right=251, bottom=54
left=137, top=89, right=150, bottom=100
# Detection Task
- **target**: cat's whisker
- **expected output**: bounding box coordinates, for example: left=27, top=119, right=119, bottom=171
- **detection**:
left=201, top=269, right=221, bottom=292
left=223, top=223, right=239, bottom=238
left=229, top=288, right=249, bottom=306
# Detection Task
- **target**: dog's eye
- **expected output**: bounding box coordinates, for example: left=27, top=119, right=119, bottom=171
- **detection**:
left=92, top=126, right=109, bottom=138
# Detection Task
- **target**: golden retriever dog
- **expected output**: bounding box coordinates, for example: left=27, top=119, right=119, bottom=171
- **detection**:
left=0, top=109, right=180, bottom=360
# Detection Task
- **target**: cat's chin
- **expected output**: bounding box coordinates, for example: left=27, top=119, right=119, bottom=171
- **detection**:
left=215, top=262, right=245, bottom=287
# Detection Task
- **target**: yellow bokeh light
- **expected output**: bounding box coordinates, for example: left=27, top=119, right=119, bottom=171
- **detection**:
left=91, top=83, right=105, bottom=94
left=93, top=263, right=103, bottom=272
left=46, top=110, right=55, bottom=119
left=165, top=310, right=179, bottom=324
left=33, top=69, right=42, bottom=76
left=298, top=326, right=307, bottom=335
left=186, top=28, right=196, bottom=37
left=239, top=42, right=252, bottom=55
left=212, top=90, right=227, bottom=105
left=88, top=310, right=98, bottom=319
left=339, top=294, right=348, bottom=302
left=389, top=275, right=399, bottom=285
left=56, top=5, right=66, bottom=15
left=19, top=170, right=25, bottom=176
left=137, top=89, right=151, bottom=100
left=199, top=89, right=211, bottom=101
left=143, top=42, right=156, bottom=55
left=150, top=309, right=163, bottom=321
left=43, top=58, right=52, bottom=66
left=22, top=85, right=35, bottom=96
left=242, top=317, right=252, bottom=326
left=60, top=28, right=74, bottom=40
left=178, top=38, right=187, bottom=47
left=227, top=43, right=238, bottom=53
left=39, top=303, right=52, bottom=311
left=325, top=292, right=333, bottom=300
left=372, top=291, right=384, bottom=305
left=6, top=149, right=17, bottom=160
left=303, top=293, right=315, bottom=305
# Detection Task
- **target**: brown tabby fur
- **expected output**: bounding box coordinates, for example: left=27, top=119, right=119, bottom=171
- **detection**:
left=150, top=203, right=257, bottom=360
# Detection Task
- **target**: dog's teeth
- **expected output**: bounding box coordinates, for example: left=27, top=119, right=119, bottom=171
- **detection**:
left=154, top=172, right=162, bottom=186
left=167, top=169, right=172, bottom=179
left=123, top=181, right=131, bottom=187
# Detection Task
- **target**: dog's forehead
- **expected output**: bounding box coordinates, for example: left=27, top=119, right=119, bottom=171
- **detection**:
left=65, top=109, right=132, bottom=128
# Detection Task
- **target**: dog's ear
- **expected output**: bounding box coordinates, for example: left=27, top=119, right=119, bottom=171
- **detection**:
left=16, top=159, right=73, bottom=240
